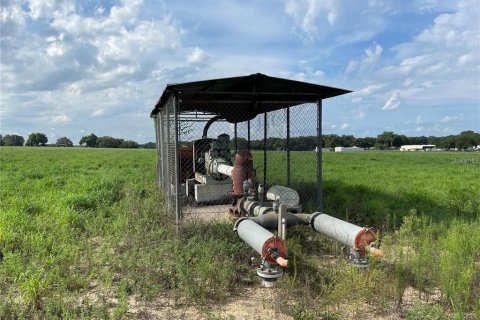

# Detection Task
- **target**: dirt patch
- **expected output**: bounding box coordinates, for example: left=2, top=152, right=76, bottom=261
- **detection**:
left=126, top=288, right=292, bottom=320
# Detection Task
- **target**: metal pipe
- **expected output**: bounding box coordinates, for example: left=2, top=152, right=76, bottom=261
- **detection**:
left=234, top=218, right=288, bottom=267
left=250, top=212, right=311, bottom=229
left=217, top=163, right=234, bottom=176
left=202, top=115, right=222, bottom=138
left=266, top=185, right=299, bottom=206
left=311, top=213, right=378, bottom=254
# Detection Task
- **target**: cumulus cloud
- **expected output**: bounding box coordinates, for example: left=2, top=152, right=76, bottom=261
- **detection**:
left=27, top=0, right=76, bottom=20
left=285, top=0, right=338, bottom=40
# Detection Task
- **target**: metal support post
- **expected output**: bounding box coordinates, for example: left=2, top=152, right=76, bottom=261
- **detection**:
left=247, top=120, right=251, bottom=150
left=316, top=100, right=323, bottom=211
left=263, top=112, right=267, bottom=189
left=234, top=122, right=238, bottom=153
left=173, top=94, right=181, bottom=224
left=286, top=107, right=291, bottom=187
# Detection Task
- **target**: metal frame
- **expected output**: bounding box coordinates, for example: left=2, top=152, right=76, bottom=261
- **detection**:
left=152, top=74, right=351, bottom=221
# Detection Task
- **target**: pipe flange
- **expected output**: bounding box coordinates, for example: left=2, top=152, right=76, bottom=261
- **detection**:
left=233, top=217, right=249, bottom=233
left=310, top=211, right=323, bottom=229
left=256, top=266, right=283, bottom=279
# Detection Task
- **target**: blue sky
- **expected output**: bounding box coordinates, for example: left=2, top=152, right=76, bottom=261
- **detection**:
left=1, top=0, right=479, bottom=144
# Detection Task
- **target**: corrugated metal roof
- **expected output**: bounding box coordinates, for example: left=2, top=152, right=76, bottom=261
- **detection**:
left=150, top=73, right=351, bottom=123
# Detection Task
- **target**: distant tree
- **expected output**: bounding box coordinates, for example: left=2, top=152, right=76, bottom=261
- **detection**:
left=356, top=137, right=376, bottom=149
left=376, top=131, right=396, bottom=149
left=340, top=135, right=356, bottom=147
left=142, top=142, right=156, bottom=149
left=79, top=133, right=99, bottom=148
left=120, top=140, right=139, bottom=148
left=26, top=132, right=48, bottom=146
left=407, top=136, right=428, bottom=145
left=437, top=135, right=456, bottom=150
left=0, top=134, right=3, bottom=146
left=455, top=130, right=478, bottom=150
left=2, top=134, right=24, bottom=146
left=56, top=137, right=73, bottom=147
left=392, top=134, right=407, bottom=148
left=324, top=134, right=343, bottom=148
left=98, top=136, right=123, bottom=148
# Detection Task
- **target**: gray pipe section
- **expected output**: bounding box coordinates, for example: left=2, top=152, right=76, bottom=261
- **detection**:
left=217, top=163, right=234, bottom=176
left=311, top=213, right=362, bottom=248
left=235, top=218, right=274, bottom=256
left=250, top=212, right=312, bottom=230
left=202, top=115, right=222, bottom=138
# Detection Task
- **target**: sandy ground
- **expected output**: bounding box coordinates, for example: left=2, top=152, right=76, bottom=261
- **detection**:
left=126, top=287, right=292, bottom=320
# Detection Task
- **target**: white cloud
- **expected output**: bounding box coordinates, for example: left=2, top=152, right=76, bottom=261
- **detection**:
left=346, top=44, right=383, bottom=74
left=340, top=123, right=350, bottom=129
left=27, top=0, right=76, bottom=20
left=187, top=47, right=209, bottom=64
left=440, top=114, right=464, bottom=123
left=382, top=92, right=401, bottom=110
left=284, top=0, right=341, bottom=41
left=51, top=114, right=70, bottom=124
left=91, top=109, right=105, bottom=117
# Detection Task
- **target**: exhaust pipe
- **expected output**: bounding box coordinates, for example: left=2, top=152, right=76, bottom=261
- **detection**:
left=234, top=218, right=288, bottom=287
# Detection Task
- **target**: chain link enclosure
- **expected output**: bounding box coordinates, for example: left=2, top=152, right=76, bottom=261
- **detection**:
left=151, top=74, right=351, bottom=222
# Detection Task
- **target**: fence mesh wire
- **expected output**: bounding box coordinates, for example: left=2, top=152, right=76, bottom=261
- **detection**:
left=155, top=97, right=321, bottom=220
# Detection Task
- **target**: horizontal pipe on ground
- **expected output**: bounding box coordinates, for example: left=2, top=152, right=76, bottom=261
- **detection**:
left=234, top=218, right=288, bottom=267
left=311, top=213, right=377, bottom=254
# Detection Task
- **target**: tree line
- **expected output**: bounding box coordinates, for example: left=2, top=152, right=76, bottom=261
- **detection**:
left=0, top=133, right=156, bottom=149
left=229, top=130, right=480, bottom=151
left=2, top=130, right=478, bottom=150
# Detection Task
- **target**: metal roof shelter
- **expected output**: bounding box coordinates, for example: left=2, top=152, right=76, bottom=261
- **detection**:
left=151, top=73, right=350, bottom=122
left=151, top=73, right=351, bottom=223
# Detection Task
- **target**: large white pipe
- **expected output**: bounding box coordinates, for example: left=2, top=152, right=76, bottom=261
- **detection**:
left=266, top=185, right=299, bottom=206
left=311, top=213, right=380, bottom=255
left=234, top=218, right=288, bottom=267
left=217, top=163, right=233, bottom=176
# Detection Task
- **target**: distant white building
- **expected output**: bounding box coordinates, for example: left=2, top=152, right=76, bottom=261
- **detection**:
left=335, top=146, right=364, bottom=152
left=400, top=145, right=436, bottom=151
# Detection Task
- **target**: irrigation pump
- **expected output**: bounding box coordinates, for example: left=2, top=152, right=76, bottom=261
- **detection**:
left=150, top=73, right=384, bottom=285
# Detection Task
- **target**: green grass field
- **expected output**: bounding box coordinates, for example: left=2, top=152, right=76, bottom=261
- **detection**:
left=0, top=147, right=479, bottom=319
